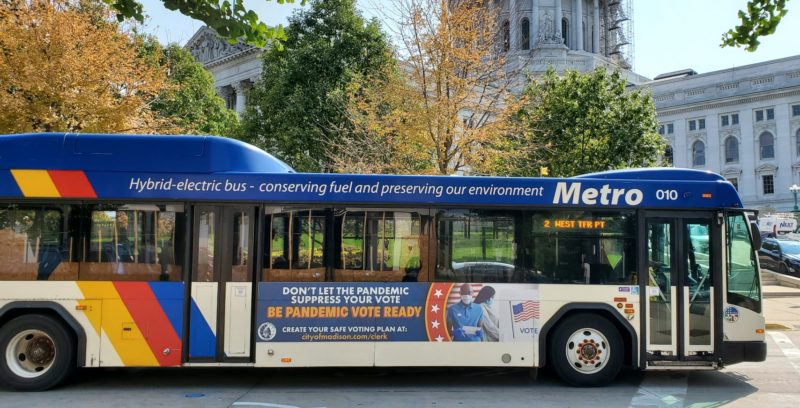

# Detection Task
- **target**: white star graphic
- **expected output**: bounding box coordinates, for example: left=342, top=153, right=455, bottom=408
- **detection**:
left=435, top=335, right=444, bottom=342
left=434, top=289, right=443, bottom=298
left=431, top=320, right=440, bottom=329
left=430, top=304, right=440, bottom=313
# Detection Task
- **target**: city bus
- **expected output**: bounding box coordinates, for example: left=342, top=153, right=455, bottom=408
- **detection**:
left=0, top=133, right=765, bottom=390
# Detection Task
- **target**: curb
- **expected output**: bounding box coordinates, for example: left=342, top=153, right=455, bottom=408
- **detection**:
left=764, top=291, right=800, bottom=298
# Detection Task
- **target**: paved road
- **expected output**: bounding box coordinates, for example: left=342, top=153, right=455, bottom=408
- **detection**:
left=2, top=296, right=799, bottom=408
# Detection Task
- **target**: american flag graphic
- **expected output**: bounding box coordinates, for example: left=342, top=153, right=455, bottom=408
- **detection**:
left=512, top=301, right=539, bottom=322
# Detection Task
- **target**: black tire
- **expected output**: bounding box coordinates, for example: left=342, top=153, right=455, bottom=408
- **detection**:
left=0, top=315, right=75, bottom=391
left=779, top=263, right=788, bottom=275
left=548, top=313, right=623, bottom=387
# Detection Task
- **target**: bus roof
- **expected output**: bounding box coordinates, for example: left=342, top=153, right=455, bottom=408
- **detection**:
left=0, top=133, right=743, bottom=209
left=0, top=133, right=295, bottom=174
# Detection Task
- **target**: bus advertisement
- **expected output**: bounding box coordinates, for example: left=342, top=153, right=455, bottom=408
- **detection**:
left=0, top=133, right=766, bottom=390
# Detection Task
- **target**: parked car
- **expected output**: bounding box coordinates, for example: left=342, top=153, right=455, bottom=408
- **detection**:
left=758, top=238, right=800, bottom=276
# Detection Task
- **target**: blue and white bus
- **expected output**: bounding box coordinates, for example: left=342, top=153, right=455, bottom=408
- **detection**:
left=0, top=133, right=765, bottom=390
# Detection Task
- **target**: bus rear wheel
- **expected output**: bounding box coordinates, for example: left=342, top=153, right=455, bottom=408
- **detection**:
left=0, top=315, right=75, bottom=391
left=548, top=313, right=623, bottom=387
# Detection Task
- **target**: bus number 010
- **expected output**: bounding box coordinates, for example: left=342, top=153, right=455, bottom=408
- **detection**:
left=656, top=190, right=678, bottom=200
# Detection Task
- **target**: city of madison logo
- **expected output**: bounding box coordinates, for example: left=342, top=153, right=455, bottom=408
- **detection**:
left=258, top=322, right=277, bottom=341
left=724, top=306, right=739, bottom=323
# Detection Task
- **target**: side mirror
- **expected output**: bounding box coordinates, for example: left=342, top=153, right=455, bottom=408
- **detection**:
left=750, top=222, right=762, bottom=250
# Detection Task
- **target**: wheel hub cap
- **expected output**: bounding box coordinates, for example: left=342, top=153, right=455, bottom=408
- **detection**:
left=27, top=337, right=55, bottom=365
left=565, top=328, right=610, bottom=375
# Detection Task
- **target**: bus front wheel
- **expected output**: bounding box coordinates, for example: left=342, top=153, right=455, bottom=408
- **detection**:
left=548, top=313, right=623, bottom=387
left=0, top=315, right=75, bottom=391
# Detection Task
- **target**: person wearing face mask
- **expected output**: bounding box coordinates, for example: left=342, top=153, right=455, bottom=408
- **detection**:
left=447, top=283, right=483, bottom=341
left=474, top=286, right=499, bottom=342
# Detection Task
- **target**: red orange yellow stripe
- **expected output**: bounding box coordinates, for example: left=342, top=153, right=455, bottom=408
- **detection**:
left=10, top=169, right=96, bottom=198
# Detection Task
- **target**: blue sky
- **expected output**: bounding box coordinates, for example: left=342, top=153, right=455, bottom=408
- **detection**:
left=139, top=0, right=799, bottom=80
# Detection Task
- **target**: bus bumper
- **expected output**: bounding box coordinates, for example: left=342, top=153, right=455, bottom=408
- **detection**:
left=721, top=341, right=767, bottom=365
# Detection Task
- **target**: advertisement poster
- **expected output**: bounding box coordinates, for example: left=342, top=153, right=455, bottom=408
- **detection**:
left=255, top=282, right=539, bottom=343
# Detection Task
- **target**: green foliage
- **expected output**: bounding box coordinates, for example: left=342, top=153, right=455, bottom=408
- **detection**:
left=149, top=41, right=239, bottom=136
left=493, top=68, right=665, bottom=178
left=102, top=0, right=305, bottom=48
left=722, top=0, right=789, bottom=51
left=239, top=0, right=393, bottom=172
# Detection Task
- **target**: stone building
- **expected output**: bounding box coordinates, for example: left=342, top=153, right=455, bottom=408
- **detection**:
left=645, top=55, right=800, bottom=211
left=185, top=0, right=646, bottom=117
left=185, top=26, right=264, bottom=115
left=495, top=0, right=647, bottom=84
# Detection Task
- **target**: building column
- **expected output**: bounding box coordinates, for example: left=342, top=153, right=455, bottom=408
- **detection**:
left=575, top=0, right=584, bottom=51
left=555, top=0, right=563, bottom=40
left=233, top=81, right=249, bottom=115
left=531, top=0, right=539, bottom=47
left=510, top=0, right=518, bottom=50
left=592, top=0, right=600, bottom=53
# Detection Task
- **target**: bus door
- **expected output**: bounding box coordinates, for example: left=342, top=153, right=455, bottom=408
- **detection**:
left=189, top=205, right=256, bottom=362
left=642, top=212, right=720, bottom=366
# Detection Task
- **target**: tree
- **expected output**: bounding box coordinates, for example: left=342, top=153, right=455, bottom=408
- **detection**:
left=240, top=0, right=394, bottom=172
left=331, top=0, right=518, bottom=175
left=722, top=0, right=789, bottom=51
left=0, top=0, right=170, bottom=134
left=150, top=43, right=239, bottom=136
left=491, top=68, right=664, bottom=178
left=104, top=0, right=304, bottom=48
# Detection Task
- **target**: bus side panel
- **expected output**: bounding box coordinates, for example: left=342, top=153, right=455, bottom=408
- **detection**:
left=76, top=281, right=184, bottom=367
left=536, top=285, right=641, bottom=368
left=375, top=342, right=534, bottom=367
left=256, top=342, right=375, bottom=367
left=0, top=282, right=101, bottom=367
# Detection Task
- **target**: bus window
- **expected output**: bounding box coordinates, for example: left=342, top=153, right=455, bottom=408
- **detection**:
left=435, top=210, right=518, bottom=283
left=334, top=210, right=424, bottom=282
left=263, top=209, right=327, bottom=282
left=527, top=211, right=636, bottom=284
left=726, top=213, right=761, bottom=313
left=0, top=204, right=77, bottom=281
left=81, top=204, right=185, bottom=281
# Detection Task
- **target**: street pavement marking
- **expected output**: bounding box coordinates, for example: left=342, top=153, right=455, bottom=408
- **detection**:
left=628, top=372, right=688, bottom=408
left=232, top=402, right=326, bottom=408
left=767, top=330, right=800, bottom=375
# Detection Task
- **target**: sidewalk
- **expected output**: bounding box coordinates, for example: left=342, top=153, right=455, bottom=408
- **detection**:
left=763, top=284, right=800, bottom=298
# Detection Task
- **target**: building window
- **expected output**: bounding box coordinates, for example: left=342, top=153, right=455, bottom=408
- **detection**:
left=667, top=123, right=674, bottom=134
left=664, top=145, right=673, bottom=166
left=755, top=108, right=774, bottom=122
left=562, top=18, right=569, bottom=46
left=720, top=113, right=739, bottom=127
left=727, top=178, right=738, bottom=191
left=692, top=141, right=705, bottom=166
left=502, top=20, right=510, bottom=52
left=763, top=174, right=774, bottom=195
left=658, top=123, right=674, bottom=135
left=793, top=104, right=800, bottom=117
left=521, top=18, right=530, bottom=50
left=688, top=118, right=705, bottom=131
left=725, top=136, right=739, bottom=163
left=797, top=129, right=800, bottom=156
left=760, top=131, right=775, bottom=159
